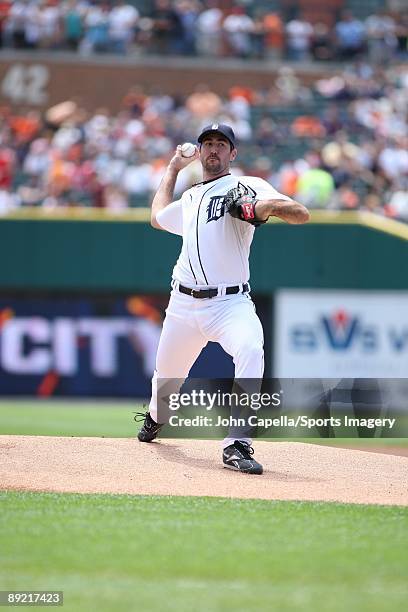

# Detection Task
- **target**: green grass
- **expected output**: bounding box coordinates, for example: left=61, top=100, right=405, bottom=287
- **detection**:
left=0, top=492, right=407, bottom=612
left=0, top=400, right=138, bottom=437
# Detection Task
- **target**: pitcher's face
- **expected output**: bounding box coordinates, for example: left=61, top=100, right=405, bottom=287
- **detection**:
left=200, top=135, right=237, bottom=176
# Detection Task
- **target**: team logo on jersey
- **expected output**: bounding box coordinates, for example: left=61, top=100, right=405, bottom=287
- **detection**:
left=206, top=196, right=225, bottom=222
left=206, top=182, right=257, bottom=224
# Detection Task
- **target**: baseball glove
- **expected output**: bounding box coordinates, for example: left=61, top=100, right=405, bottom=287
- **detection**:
left=224, top=187, right=264, bottom=226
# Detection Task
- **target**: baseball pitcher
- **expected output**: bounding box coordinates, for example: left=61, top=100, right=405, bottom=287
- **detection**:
left=136, top=123, right=309, bottom=474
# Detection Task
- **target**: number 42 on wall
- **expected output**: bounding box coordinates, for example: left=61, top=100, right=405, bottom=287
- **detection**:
left=1, top=63, right=49, bottom=106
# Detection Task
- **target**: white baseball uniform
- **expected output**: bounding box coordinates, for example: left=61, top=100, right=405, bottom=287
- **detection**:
left=149, top=173, right=291, bottom=446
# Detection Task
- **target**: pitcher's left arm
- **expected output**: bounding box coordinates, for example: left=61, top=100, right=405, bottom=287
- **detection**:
left=255, top=198, right=310, bottom=224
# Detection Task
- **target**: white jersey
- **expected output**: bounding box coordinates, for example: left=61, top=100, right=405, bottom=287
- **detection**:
left=156, top=174, right=291, bottom=287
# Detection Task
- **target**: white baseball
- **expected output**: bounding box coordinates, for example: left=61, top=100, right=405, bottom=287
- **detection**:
left=180, top=142, right=196, bottom=158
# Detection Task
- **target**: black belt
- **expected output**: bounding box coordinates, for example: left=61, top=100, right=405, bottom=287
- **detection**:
left=178, top=283, right=249, bottom=299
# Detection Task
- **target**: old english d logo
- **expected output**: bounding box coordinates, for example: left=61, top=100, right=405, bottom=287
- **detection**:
left=206, top=195, right=225, bottom=222
left=206, top=182, right=257, bottom=223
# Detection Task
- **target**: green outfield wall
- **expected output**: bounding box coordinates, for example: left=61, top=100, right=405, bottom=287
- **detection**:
left=1, top=211, right=407, bottom=292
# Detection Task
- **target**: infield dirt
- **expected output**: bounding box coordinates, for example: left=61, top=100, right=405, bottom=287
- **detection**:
left=1, top=436, right=407, bottom=505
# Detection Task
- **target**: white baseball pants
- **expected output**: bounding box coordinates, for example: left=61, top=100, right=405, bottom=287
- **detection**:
left=148, top=289, right=264, bottom=447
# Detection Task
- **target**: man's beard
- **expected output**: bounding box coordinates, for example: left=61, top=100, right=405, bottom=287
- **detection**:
left=203, top=157, right=224, bottom=175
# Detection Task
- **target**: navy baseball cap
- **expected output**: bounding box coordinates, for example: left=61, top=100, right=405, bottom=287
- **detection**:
left=197, top=123, right=236, bottom=148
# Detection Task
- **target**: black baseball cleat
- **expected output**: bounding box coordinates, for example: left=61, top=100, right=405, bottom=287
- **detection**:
left=223, top=441, right=263, bottom=475
left=135, top=411, right=163, bottom=442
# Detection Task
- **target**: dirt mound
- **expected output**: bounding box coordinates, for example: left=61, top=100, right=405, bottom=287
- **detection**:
left=1, top=436, right=407, bottom=505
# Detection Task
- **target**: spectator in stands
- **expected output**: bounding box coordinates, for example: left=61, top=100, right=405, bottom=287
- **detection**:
left=150, top=0, right=183, bottom=55
left=285, top=13, right=313, bottom=61
left=63, top=0, right=84, bottom=52
left=321, top=104, right=345, bottom=135
left=395, top=12, right=408, bottom=58
left=262, top=10, right=284, bottom=60
left=362, top=191, right=383, bottom=215
left=291, top=115, right=325, bottom=138
left=16, top=175, right=46, bottom=207
left=80, top=1, right=110, bottom=55
left=330, top=181, right=360, bottom=210
left=273, top=160, right=299, bottom=198
left=0, top=189, right=18, bottom=213
left=254, top=116, right=286, bottom=152
left=23, top=0, right=42, bottom=49
left=9, top=109, right=41, bottom=162
left=7, top=0, right=28, bottom=49
left=274, top=66, right=312, bottom=104
left=0, top=146, right=15, bottom=192
left=185, top=83, right=222, bottom=120
left=108, top=0, right=139, bottom=55
left=174, top=0, right=200, bottom=56
left=40, top=0, right=62, bottom=50
left=311, top=22, right=333, bottom=61
left=296, top=165, right=335, bottom=208
left=23, top=137, right=52, bottom=179
left=195, top=0, right=222, bottom=57
left=227, top=86, right=253, bottom=122
left=104, top=183, right=128, bottom=210
left=122, top=85, right=148, bottom=116
left=365, top=9, right=397, bottom=64
left=378, top=138, right=408, bottom=181
left=248, top=9, right=265, bottom=59
left=223, top=6, right=254, bottom=59
left=0, top=0, right=11, bottom=48
left=335, top=10, right=366, bottom=60
left=387, top=180, right=408, bottom=221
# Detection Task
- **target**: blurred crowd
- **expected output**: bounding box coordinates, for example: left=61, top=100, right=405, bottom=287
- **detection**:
left=0, top=62, right=407, bottom=221
left=0, top=0, right=407, bottom=62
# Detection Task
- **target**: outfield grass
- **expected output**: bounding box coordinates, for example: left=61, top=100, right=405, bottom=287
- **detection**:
left=0, top=400, right=406, bottom=449
left=0, top=492, right=407, bottom=612
left=0, top=400, right=137, bottom=437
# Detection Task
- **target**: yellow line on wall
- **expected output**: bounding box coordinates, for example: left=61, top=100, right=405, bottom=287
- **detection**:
left=357, top=212, right=408, bottom=241
left=1, top=208, right=408, bottom=241
left=309, top=210, right=408, bottom=241
left=0, top=208, right=150, bottom=223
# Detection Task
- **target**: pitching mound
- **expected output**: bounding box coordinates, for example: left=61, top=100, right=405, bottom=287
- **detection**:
left=1, top=436, right=407, bottom=506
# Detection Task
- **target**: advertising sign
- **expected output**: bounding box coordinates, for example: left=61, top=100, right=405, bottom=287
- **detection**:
left=274, top=290, right=408, bottom=378
left=0, top=293, right=270, bottom=397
